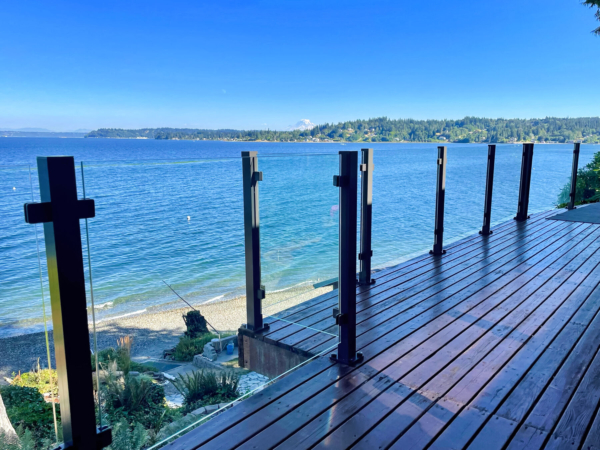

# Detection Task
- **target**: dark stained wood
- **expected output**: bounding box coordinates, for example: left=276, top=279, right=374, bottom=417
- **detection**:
left=166, top=210, right=600, bottom=450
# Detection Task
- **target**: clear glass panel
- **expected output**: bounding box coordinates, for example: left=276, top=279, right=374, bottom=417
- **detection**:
left=80, top=156, right=338, bottom=449
left=534, top=143, right=596, bottom=210
left=488, top=144, right=521, bottom=224
left=371, top=145, right=438, bottom=270
left=0, top=164, right=61, bottom=447
left=259, top=154, right=340, bottom=336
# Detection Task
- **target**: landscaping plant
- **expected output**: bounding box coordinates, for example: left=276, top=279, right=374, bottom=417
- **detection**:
left=106, top=418, right=148, bottom=450
left=557, top=149, right=600, bottom=207
left=172, top=335, right=215, bottom=362
left=0, top=385, right=60, bottom=447
left=173, top=370, right=239, bottom=412
left=102, top=364, right=168, bottom=430
left=10, top=362, right=58, bottom=396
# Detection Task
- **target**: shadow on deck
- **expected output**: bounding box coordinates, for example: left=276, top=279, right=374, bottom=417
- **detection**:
left=168, top=208, right=600, bottom=450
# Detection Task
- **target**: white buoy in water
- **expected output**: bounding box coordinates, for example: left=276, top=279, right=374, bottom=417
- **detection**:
left=13, top=187, right=16, bottom=190
left=187, top=216, right=191, bottom=221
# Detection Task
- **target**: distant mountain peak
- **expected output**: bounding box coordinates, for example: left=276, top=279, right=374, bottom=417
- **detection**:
left=288, top=119, right=316, bottom=131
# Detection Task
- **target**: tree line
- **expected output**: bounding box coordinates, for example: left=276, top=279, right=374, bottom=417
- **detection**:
left=86, top=117, right=600, bottom=144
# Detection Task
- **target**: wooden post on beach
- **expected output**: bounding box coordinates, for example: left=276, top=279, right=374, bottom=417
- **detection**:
left=480, top=144, right=496, bottom=236
left=430, top=146, right=447, bottom=256
left=567, top=142, right=581, bottom=210
left=23, top=156, right=111, bottom=450
left=241, top=151, right=268, bottom=333
left=515, top=143, right=534, bottom=221
left=358, top=148, right=375, bottom=286
left=331, top=151, right=363, bottom=366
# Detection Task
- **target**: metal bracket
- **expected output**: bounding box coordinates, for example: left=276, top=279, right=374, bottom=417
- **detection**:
left=332, top=307, right=348, bottom=325
left=24, top=199, right=95, bottom=224
left=333, top=175, right=348, bottom=187
left=256, top=285, right=265, bottom=300
left=358, top=250, right=373, bottom=260
left=253, top=171, right=263, bottom=182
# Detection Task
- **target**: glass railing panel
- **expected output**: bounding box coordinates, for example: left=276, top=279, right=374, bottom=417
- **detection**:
left=80, top=156, right=337, bottom=450
left=0, top=164, right=61, bottom=448
left=370, top=145, right=438, bottom=271
left=538, top=143, right=596, bottom=210
left=444, top=144, right=488, bottom=244
left=80, top=157, right=253, bottom=448
left=487, top=144, right=521, bottom=225
left=259, top=153, right=340, bottom=335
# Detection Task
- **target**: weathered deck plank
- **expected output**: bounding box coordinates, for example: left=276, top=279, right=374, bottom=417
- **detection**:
left=166, top=210, right=600, bottom=450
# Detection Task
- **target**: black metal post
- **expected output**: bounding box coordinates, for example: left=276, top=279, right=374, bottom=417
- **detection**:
left=480, top=144, right=496, bottom=236
left=358, top=148, right=374, bottom=286
left=515, top=143, right=534, bottom=221
left=241, top=151, right=267, bottom=333
left=331, top=151, right=363, bottom=366
left=567, top=142, right=581, bottom=210
left=430, top=146, right=447, bottom=256
left=23, top=156, right=111, bottom=450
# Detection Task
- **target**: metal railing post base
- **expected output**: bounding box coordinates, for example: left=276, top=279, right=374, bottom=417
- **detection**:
left=330, top=351, right=364, bottom=366
left=244, top=323, right=270, bottom=335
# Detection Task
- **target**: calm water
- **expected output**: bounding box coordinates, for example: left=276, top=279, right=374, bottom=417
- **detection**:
left=0, top=138, right=596, bottom=337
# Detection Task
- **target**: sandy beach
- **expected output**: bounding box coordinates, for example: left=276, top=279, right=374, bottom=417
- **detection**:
left=0, top=284, right=335, bottom=381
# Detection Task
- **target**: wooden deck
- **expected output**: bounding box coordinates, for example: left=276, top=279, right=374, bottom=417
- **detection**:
left=168, top=209, right=600, bottom=450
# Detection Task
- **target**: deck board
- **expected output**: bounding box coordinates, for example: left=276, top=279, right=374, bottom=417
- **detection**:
left=166, top=210, right=600, bottom=450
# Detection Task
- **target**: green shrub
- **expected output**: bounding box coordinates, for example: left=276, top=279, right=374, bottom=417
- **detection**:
left=92, top=348, right=156, bottom=374
left=557, top=150, right=600, bottom=207
left=173, top=370, right=239, bottom=412
left=0, top=385, right=59, bottom=446
left=107, top=418, right=148, bottom=450
left=182, top=310, right=209, bottom=338
left=102, top=371, right=168, bottom=430
left=173, top=335, right=214, bottom=362
left=10, top=367, right=58, bottom=396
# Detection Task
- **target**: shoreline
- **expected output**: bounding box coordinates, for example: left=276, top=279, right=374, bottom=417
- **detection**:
left=0, top=283, right=334, bottom=382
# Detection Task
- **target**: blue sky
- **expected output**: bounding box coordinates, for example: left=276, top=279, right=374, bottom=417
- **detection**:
left=1, top=0, right=599, bottom=131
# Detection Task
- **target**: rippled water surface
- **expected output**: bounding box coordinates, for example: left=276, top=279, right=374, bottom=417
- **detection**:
left=0, top=138, right=596, bottom=337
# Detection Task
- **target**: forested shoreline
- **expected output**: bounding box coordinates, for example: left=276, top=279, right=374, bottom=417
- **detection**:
left=86, top=117, right=600, bottom=144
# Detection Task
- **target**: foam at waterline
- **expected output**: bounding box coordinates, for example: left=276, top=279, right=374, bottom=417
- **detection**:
left=90, top=308, right=147, bottom=324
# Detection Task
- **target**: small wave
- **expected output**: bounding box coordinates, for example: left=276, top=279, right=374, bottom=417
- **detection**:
left=267, top=279, right=316, bottom=294
left=94, top=301, right=113, bottom=309
left=202, top=295, right=225, bottom=305
left=91, top=308, right=147, bottom=324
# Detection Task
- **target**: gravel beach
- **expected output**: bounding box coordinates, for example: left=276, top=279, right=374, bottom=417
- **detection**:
left=0, top=284, right=334, bottom=382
